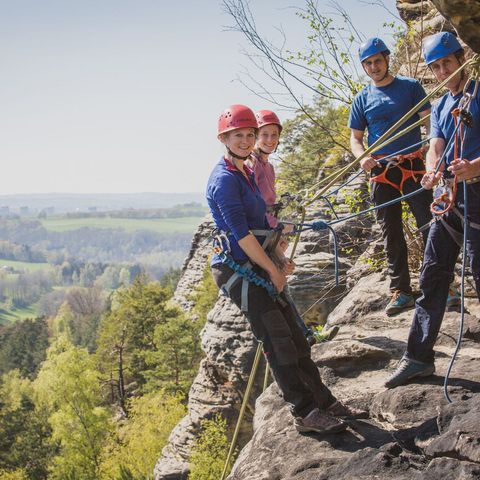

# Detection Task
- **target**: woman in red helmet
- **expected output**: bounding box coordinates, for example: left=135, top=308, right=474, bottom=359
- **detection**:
left=246, top=110, right=283, bottom=228
left=206, top=104, right=362, bottom=434
left=246, top=109, right=339, bottom=346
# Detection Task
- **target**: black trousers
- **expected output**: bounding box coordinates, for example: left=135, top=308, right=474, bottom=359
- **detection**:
left=406, top=182, right=480, bottom=363
left=212, top=263, right=336, bottom=417
left=370, top=163, right=433, bottom=293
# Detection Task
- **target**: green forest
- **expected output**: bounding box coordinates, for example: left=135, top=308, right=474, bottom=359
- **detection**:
left=0, top=201, right=226, bottom=479
left=0, top=270, right=220, bottom=480
left=0, top=0, right=425, bottom=477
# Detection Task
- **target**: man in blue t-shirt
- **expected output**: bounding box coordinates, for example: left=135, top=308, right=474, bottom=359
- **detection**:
left=385, top=32, right=480, bottom=388
left=349, top=37, right=433, bottom=316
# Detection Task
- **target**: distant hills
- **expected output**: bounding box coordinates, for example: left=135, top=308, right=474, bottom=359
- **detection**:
left=0, top=192, right=206, bottom=215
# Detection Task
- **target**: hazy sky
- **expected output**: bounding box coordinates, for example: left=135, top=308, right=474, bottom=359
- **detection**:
left=1, top=0, right=398, bottom=195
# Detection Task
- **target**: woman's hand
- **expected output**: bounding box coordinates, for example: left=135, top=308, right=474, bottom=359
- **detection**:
left=268, top=267, right=287, bottom=293
left=281, top=258, right=296, bottom=276
left=277, top=237, right=289, bottom=253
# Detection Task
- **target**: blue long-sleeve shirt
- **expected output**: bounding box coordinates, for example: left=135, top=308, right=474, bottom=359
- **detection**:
left=206, top=157, right=270, bottom=265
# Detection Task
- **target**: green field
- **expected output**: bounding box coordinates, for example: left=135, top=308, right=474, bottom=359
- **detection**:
left=0, top=305, right=40, bottom=324
left=40, top=216, right=204, bottom=234
left=0, top=258, right=52, bottom=273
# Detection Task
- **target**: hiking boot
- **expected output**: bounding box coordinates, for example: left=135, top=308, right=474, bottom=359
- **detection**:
left=384, top=358, right=435, bottom=389
left=326, top=401, right=369, bottom=419
left=385, top=291, right=414, bottom=316
left=446, top=287, right=461, bottom=311
left=308, top=325, right=340, bottom=345
left=294, top=408, right=347, bottom=434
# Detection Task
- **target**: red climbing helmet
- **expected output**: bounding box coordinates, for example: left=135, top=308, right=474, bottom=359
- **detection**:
left=218, top=104, right=258, bottom=135
left=255, top=110, right=282, bottom=132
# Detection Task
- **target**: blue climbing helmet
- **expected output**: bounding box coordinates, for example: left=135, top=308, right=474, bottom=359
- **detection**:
left=358, top=37, right=390, bottom=62
left=422, top=32, right=463, bottom=65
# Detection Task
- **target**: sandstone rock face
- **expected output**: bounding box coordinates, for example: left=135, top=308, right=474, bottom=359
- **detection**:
left=155, top=192, right=374, bottom=479
left=155, top=3, right=480, bottom=477
left=227, top=292, right=480, bottom=480
left=326, top=270, right=390, bottom=326
left=430, top=0, right=480, bottom=53
left=427, top=395, right=480, bottom=463
left=154, top=294, right=261, bottom=480
left=173, top=215, right=214, bottom=312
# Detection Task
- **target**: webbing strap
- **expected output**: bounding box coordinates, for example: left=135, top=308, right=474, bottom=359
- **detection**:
left=370, top=149, right=425, bottom=193
left=221, top=271, right=242, bottom=295
left=214, top=227, right=285, bottom=312
left=438, top=217, right=463, bottom=248
left=452, top=206, right=480, bottom=231
left=241, top=276, right=249, bottom=312
left=434, top=196, right=480, bottom=248
left=220, top=259, right=253, bottom=312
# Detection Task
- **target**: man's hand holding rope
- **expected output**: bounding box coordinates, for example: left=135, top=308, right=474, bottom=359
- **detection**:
left=420, top=170, right=442, bottom=190
left=448, top=157, right=480, bottom=182
left=360, top=156, right=378, bottom=172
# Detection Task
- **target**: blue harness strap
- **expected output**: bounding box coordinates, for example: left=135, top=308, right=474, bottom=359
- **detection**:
left=212, top=229, right=281, bottom=312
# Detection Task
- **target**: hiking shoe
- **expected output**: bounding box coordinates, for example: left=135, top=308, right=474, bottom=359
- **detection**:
left=446, top=288, right=461, bottom=311
left=385, top=291, right=414, bottom=316
left=326, top=401, right=369, bottom=419
left=307, top=325, right=340, bottom=345
left=384, top=358, right=435, bottom=389
left=294, top=408, right=347, bottom=434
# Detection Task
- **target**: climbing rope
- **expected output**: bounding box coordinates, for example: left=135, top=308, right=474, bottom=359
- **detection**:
left=304, top=57, right=476, bottom=202
left=443, top=73, right=479, bottom=404
left=220, top=342, right=263, bottom=480
left=220, top=58, right=480, bottom=478
left=216, top=250, right=278, bottom=298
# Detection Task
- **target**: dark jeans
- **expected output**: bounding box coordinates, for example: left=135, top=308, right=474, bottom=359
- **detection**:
left=406, top=182, right=480, bottom=363
left=370, top=171, right=433, bottom=293
left=212, top=263, right=336, bottom=417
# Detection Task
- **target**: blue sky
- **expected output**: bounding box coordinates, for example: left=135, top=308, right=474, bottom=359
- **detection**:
left=1, top=0, right=398, bottom=194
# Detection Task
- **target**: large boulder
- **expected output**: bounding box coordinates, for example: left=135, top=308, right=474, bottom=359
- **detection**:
left=426, top=394, right=480, bottom=463
left=430, top=0, right=480, bottom=53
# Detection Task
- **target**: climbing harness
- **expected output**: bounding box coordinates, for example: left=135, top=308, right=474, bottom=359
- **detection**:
left=371, top=149, right=425, bottom=193
left=322, top=138, right=430, bottom=200
left=211, top=228, right=282, bottom=311
left=219, top=58, right=480, bottom=480
left=437, top=74, right=480, bottom=403
left=300, top=57, right=475, bottom=210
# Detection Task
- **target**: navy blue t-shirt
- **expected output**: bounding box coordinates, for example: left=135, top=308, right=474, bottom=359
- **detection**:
left=430, top=82, right=480, bottom=166
left=349, top=76, right=430, bottom=155
left=206, top=157, right=269, bottom=266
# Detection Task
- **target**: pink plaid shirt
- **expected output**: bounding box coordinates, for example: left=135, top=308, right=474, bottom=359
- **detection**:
left=247, top=152, right=278, bottom=227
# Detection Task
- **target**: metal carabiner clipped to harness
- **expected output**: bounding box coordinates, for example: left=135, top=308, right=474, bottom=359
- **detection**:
left=212, top=230, right=231, bottom=256
left=431, top=178, right=457, bottom=216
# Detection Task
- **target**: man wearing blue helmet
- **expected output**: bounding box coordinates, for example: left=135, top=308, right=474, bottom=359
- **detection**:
left=385, top=31, right=480, bottom=388
left=349, top=37, right=433, bottom=316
